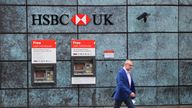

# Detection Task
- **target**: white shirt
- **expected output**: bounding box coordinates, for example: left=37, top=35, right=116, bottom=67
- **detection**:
left=123, top=66, right=131, bottom=87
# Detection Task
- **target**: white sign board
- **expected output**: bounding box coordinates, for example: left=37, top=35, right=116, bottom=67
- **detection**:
left=104, top=50, right=115, bottom=59
left=32, top=40, right=56, bottom=64
left=72, top=77, right=96, bottom=84
left=71, top=40, right=95, bottom=56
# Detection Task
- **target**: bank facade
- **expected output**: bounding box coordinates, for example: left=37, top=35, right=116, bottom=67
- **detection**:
left=0, top=0, right=192, bottom=107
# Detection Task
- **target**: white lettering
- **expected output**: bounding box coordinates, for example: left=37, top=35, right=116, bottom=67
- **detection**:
left=33, top=41, right=41, bottom=44
left=73, top=41, right=80, bottom=44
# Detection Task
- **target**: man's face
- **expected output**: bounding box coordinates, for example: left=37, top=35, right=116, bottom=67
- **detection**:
left=125, top=62, right=133, bottom=71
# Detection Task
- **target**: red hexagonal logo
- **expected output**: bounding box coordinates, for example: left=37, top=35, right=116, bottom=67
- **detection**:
left=71, top=14, right=91, bottom=26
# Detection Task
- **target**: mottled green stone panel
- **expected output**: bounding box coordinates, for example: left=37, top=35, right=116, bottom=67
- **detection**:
left=128, top=6, right=178, bottom=32
left=0, top=6, right=26, bottom=33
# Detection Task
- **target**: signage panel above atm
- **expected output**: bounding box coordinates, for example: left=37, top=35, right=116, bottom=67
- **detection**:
left=71, top=39, right=96, bottom=84
left=32, top=40, right=56, bottom=64
left=71, top=40, right=95, bottom=57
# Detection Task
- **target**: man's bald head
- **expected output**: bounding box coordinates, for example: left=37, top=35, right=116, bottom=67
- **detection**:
left=124, top=60, right=133, bottom=65
left=124, top=60, right=134, bottom=71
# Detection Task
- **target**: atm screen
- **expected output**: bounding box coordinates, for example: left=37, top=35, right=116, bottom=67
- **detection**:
left=74, top=63, right=85, bottom=72
left=74, top=61, right=93, bottom=75
left=35, top=70, right=46, bottom=80
left=33, top=65, right=54, bottom=83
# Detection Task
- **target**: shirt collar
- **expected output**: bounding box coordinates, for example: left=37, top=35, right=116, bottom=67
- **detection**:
left=123, top=66, right=130, bottom=74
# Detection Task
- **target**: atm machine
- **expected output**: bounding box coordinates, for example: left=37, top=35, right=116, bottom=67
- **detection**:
left=71, top=40, right=96, bottom=84
left=31, top=40, right=56, bottom=85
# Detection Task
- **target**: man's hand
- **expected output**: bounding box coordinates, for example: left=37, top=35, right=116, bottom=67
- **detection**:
left=130, top=92, right=136, bottom=97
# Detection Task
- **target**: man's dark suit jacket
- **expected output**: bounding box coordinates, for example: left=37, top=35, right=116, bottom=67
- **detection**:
left=112, top=68, right=136, bottom=100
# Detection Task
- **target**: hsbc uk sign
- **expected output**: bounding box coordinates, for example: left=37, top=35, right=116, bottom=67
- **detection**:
left=32, top=13, right=113, bottom=26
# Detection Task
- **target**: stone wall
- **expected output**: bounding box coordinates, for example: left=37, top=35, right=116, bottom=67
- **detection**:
left=0, top=0, right=192, bottom=107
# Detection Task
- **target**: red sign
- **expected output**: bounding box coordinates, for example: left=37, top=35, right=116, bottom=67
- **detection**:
left=104, top=50, right=115, bottom=59
left=71, top=40, right=95, bottom=48
left=71, top=14, right=91, bottom=26
left=32, top=40, right=56, bottom=64
left=32, top=40, right=56, bottom=48
left=104, top=50, right=114, bottom=53
left=71, top=40, right=95, bottom=56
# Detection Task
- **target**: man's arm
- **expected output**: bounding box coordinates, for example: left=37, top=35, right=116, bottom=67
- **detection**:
left=117, top=71, right=132, bottom=95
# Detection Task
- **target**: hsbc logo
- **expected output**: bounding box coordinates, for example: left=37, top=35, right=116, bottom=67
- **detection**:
left=32, top=13, right=113, bottom=26
left=71, top=14, right=91, bottom=26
